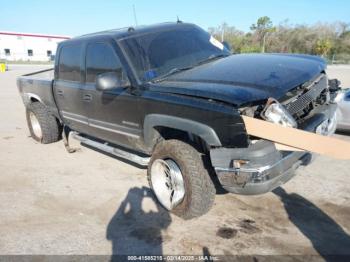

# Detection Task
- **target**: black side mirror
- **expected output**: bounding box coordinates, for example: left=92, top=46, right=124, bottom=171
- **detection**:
left=96, top=72, right=128, bottom=91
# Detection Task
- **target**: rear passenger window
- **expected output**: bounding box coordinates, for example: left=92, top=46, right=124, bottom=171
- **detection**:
left=86, top=42, right=126, bottom=83
left=58, top=44, right=82, bottom=82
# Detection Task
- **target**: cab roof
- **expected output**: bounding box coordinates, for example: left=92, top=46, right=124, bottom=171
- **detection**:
left=60, top=22, right=196, bottom=45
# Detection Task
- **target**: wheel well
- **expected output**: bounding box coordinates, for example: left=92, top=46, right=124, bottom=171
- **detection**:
left=28, top=100, right=63, bottom=134
left=152, top=126, right=221, bottom=195
left=154, top=126, right=210, bottom=153
left=30, top=97, right=40, bottom=103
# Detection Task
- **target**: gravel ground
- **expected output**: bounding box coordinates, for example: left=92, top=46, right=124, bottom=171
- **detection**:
left=0, top=64, right=349, bottom=259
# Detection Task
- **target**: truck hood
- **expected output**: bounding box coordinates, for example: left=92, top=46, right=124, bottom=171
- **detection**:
left=149, top=53, right=326, bottom=106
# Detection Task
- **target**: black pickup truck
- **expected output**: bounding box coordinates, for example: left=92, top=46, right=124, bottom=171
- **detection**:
left=17, top=22, right=339, bottom=219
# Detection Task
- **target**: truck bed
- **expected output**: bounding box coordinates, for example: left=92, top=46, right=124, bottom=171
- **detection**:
left=17, top=68, right=59, bottom=118
left=22, top=68, right=54, bottom=80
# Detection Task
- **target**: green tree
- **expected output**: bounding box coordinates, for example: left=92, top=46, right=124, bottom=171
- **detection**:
left=315, top=39, right=333, bottom=57
left=208, top=19, right=350, bottom=61
left=250, top=16, right=276, bottom=52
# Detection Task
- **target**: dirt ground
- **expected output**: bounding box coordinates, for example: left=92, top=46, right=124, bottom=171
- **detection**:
left=0, top=64, right=349, bottom=258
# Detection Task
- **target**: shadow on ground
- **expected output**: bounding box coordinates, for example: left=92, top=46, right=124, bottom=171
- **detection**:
left=105, top=185, right=350, bottom=259
left=273, top=187, right=350, bottom=258
left=336, top=130, right=350, bottom=136
left=106, top=186, right=171, bottom=259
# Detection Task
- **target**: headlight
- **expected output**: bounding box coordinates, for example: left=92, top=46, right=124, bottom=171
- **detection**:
left=263, top=100, right=297, bottom=128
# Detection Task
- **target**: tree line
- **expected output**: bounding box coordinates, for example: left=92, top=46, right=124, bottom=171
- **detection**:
left=208, top=17, right=350, bottom=63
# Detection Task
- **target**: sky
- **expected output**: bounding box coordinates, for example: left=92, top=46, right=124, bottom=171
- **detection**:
left=2, top=0, right=350, bottom=36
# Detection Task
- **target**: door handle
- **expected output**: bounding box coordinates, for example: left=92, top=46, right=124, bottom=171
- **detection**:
left=57, top=90, right=64, bottom=97
left=83, top=94, right=93, bottom=102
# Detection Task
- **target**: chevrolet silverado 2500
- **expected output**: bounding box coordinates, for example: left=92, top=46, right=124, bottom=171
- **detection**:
left=17, top=22, right=339, bottom=219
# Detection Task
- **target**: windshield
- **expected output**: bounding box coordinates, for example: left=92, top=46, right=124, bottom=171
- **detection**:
left=119, top=25, right=230, bottom=82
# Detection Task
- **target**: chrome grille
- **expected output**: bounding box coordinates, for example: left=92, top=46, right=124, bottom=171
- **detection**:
left=285, top=74, right=327, bottom=116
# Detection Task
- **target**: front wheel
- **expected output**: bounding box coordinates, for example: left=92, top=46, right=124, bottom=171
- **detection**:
left=147, top=139, right=215, bottom=219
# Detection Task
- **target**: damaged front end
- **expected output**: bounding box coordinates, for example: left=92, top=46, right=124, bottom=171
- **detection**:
left=210, top=74, right=340, bottom=195
left=210, top=140, right=312, bottom=195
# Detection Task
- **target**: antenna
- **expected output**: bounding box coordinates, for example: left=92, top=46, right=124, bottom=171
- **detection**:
left=132, top=4, right=138, bottom=26
left=177, top=15, right=182, bottom=23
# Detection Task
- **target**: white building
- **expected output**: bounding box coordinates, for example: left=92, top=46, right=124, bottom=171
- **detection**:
left=0, top=31, right=70, bottom=62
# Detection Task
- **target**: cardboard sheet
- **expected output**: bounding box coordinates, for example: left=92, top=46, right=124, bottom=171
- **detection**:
left=242, top=116, right=350, bottom=160
left=274, top=143, right=304, bottom=152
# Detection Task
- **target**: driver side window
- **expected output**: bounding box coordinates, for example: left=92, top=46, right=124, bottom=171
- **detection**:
left=85, top=42, right=127, bottom=83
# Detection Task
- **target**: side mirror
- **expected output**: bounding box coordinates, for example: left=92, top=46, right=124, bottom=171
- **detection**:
left=96, top=72, right=127, bottom=91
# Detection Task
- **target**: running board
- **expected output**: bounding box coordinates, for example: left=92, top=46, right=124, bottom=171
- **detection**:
left=71, top=133, right=150, bottom=166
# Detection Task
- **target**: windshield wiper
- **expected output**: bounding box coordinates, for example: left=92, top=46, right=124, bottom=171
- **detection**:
left=151, top=66, right=193, bottom=83
left=196, top=54, right=229, bottom=66
left=150, top=54, right=229, bottom=83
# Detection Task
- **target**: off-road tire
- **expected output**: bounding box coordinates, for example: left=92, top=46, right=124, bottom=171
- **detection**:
left=26, top=102, right=61, bottom=144
left=148, top=139, right=216, bottom=219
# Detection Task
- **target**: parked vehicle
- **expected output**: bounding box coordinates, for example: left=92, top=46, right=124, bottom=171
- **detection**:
left=336, top=88, right=350, bottom=131
left=17, top=22, right=340, bottom=219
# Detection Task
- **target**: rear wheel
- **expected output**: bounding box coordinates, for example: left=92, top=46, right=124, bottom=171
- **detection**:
left=148, top=139, right=215, bottom=219
left=26, top=102, right=61, bottom=144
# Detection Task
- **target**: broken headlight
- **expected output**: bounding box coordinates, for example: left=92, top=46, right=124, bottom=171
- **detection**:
left=262, top=100, right=297, bottom=128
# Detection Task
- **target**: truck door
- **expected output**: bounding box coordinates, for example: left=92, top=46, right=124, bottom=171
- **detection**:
left=53, top=42, right=92, bottom=134
left=83, top=41, right=142, bottom=150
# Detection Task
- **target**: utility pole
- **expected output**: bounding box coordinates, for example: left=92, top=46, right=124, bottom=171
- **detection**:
left=262, top=33, right=266, bottom=53
left=132, top=4, right=138, bottom=26
left=262, top=32, right=270, bottom=53
left=221, top=24, right=225, bottom=42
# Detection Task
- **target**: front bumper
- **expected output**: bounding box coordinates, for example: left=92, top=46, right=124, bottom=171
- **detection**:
left=210, top=103, right=337, bottom=195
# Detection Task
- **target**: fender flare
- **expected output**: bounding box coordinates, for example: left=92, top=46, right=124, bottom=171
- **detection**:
left=144, top=114, right=222, bottom=150
left=21, top=92, right=61, bottom=121
left=21, top=92, right=43, bottom=106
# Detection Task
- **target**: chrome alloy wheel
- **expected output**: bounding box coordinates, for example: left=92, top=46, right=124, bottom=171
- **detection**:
left=150, top=159, right=185, bottom=210
left=29, top=112, right=42, bottom=139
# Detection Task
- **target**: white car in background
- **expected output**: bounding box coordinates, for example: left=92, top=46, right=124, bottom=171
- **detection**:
left=336, top=89, right=350, bottom=131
